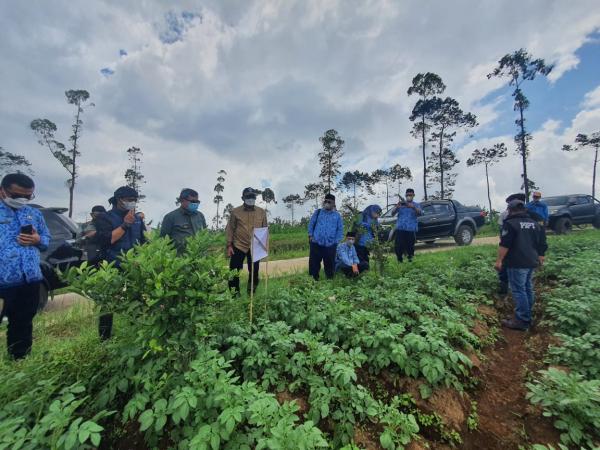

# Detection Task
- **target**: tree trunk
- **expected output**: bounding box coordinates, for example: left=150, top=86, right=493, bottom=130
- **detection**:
left=593, top=146, right=599, bottom=200
left=421, top=115, right=428, bottom=200
left=518, top=104, right=529, bottom=201
left=385, top=179, right=389, bottom=209
left=485, top=163, right=492, bottom=217
left=69, top=103, right=81, bottom=218
left=216, top=202, right=220, bottom=229
left=439, top=126, right=445, bottom=199
left=68, top=182, right=74, bottom=218
left=353, top=183, right=357, bottom=210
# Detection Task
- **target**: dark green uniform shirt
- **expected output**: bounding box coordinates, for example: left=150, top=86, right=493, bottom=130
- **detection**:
left=160, top=207, right=207, bottom=254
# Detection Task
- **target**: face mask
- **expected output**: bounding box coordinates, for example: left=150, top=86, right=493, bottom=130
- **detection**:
left=186, top=202, right=200, bottom=213
left=122, top=201, right=136, bottom=211
left=323, top=202, right=333, bottom=210
left=533, top=198, right=540, bottom=202
left=346, top=239, right=355, bottom=246
left=406, top=196, right=414, bottom=202
left=244, top=198, right=256, bottom=207
left=371, top=211, right=380, bottom=219
left=3, top=197, right=29, bottom=209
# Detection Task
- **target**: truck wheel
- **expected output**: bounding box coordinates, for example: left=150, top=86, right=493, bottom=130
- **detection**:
left=38, top=284, right=49, bottom=311
left=553, top=217, right=572, bottom=234
left=454, top=225, right=474, bottom=246
left=593, top=215, right=600, bottom=229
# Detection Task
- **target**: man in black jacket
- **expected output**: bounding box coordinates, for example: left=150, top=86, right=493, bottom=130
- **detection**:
left=494, top=198, right=548, bottom=330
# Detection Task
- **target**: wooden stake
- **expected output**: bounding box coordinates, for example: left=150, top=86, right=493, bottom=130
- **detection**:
left=250, top=227, right=255, bottom=324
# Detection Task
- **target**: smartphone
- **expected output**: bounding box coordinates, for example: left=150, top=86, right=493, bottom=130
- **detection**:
left=20, top=224, right=33, bottom=235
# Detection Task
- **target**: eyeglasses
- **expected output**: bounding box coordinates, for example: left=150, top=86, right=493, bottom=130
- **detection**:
left=5, top=190, right=35, bottom=200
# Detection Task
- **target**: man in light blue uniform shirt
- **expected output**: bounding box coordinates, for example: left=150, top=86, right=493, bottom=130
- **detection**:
left=308, top=193, right=344, bottom=280
left=336, top=232, right=367, bottom=277
left=392, top=188, right=421, bottom=262
left=0, top=173, right=51, bottom=359
left=526, top=191, right=549, bottom=226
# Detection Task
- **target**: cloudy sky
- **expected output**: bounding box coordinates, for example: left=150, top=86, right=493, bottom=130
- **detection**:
left=1, top=0, right=600, bottom=224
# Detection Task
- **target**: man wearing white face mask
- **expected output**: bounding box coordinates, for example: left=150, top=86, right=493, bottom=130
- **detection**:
left=225, top=187, right=268, bottom=295
left=94, top=185, right=147, bottom=339
left=0, top=173, right=51, bottom=359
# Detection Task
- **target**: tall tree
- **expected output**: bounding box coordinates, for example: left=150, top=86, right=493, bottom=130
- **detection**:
left=30, top=89, right=92, bottom=217
left=304, top=183, right=323, bottom=210
left=390, top=164, right=412, bottom=202
left=563, top=132, right=600, bottom=199
left=467, top=143, right=508, bottom=214
left=222, top=203, right=234, bottom=223
left=408, top=73, right=446, bottom=200
left=0, top=146, right=33, bottom=176
left=261, top=188, right=276, bottom=215
left=428, top=97, right=477, bottom=199
left=318, top=129, right=344, bottom=194
left=213, top=169, right=226, bottom=229
left=124, top=146, right=145, bottom=200
left=282, top=194, right=302, bottom=224
left=488, top=49, right=553, bottom=201
left=338, top=170, right=374, bottom=211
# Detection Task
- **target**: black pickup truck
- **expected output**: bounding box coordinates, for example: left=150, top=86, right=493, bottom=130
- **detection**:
left=545, top=194, right=600, bottom=234
left=379, top=199, right=487, bottom=245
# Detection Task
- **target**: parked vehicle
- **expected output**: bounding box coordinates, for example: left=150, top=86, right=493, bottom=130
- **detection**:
left=545, top=194, right=600, bottom=234
left=31, top=205, right=84, bottom=310
left=379, top=199, right=487, bottom=246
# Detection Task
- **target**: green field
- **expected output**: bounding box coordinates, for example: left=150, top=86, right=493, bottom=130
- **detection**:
left=1, top=230, right=599, bottom=449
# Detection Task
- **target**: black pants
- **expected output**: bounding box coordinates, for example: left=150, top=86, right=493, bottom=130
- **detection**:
left=355, top=245, right=370, bottom=270
left=395, top=230, right=416, bottom=262
left=339, top=262, right=369, bottom=277
left=229, top=246, right=260, bottom=294
left=309, top=243, right=336, bottom=280
left=0, top=282, right=40, bottom=359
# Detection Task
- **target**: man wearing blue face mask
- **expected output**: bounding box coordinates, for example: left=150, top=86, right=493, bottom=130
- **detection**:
left=160, top=188, right=207, bottom=254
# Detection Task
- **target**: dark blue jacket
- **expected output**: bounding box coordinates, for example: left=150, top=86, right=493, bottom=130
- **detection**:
left=95, top=208, right=146, bottom=266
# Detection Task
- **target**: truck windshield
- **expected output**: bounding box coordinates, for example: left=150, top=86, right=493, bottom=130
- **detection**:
left=544, top=196, right=569, bottom=206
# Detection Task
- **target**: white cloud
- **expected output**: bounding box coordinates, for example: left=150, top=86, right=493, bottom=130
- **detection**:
left=582, top=84, right=600, bottom=109
left=1, top=0, right=599, bottom=224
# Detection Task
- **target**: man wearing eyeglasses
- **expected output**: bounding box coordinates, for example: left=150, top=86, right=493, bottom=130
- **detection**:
left=160, top=188, right=207, bottom=255
left=225, top=187, right=268, bottom=295
left=0, top=173, right=51, bottom=359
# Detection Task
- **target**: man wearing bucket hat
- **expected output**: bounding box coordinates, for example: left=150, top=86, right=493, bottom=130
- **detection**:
left=160, top=188, right=207, bottom=254
left=94, top=186, right=147, bottom=339
left=225, top=187, right=268, bottom=295
left=494, top=196, right=547, bottom=331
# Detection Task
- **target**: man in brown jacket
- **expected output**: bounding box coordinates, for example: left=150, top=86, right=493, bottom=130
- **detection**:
left=225, top=187, right=268, bottom=295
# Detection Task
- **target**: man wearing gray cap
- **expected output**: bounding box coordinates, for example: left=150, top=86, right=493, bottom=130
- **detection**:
left=494, top=197, right=547, bottom=330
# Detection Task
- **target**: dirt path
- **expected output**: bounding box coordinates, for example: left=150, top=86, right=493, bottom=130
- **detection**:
left=461, top=309, right=560, bottom=449
left=266, top=235, right=500, bottom=277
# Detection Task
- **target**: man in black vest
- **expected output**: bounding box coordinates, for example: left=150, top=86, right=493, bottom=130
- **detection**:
left=94, top=186, right=146, bottom=339
left=494, top=198, right=547, bottom=330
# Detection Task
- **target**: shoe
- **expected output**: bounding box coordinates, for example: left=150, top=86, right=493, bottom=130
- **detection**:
left=501, top=318, right=529, bottom=331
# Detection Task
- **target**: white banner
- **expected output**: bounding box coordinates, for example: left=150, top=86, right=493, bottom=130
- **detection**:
left=252, top=227, right=269, bottom=262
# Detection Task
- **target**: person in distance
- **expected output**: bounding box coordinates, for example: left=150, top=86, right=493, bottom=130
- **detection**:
left=335, top=231, right=368, bottom=277
left=160, top=188, right=207, bottom=255
left=391, top=188, right=421, bottom=263
left=353, top=204, right=382, bottom=270
left=307, top=193, right=344, bottom=281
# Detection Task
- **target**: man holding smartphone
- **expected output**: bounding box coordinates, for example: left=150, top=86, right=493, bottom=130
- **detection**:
left=94, top=186, right=147, bottom=339
left=0, top=173, right=51, bottom=359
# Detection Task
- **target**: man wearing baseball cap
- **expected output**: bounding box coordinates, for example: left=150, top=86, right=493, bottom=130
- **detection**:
left=160, top=188, right=207, bottom=254
left=495, top=196, right=547, bottom=330
left=94, top=186, right=147, bottom=339
left=225, top=187, right=268, bottom=295
left=526, top=191, right=549, bottom=227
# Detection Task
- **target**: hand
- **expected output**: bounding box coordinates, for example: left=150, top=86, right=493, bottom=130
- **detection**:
left=538, top=256, right=545, bottom=266
left=18, top=230, right=41, bottom=247
left=494, top=260, right=503, bottom=272
left=227, top=245, right=234, bottom=257
left=352, top=264, right=359, bottom=274
left=123, top=210, right=135, bottom=225
left=137, top=211, right=145, bottom=221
